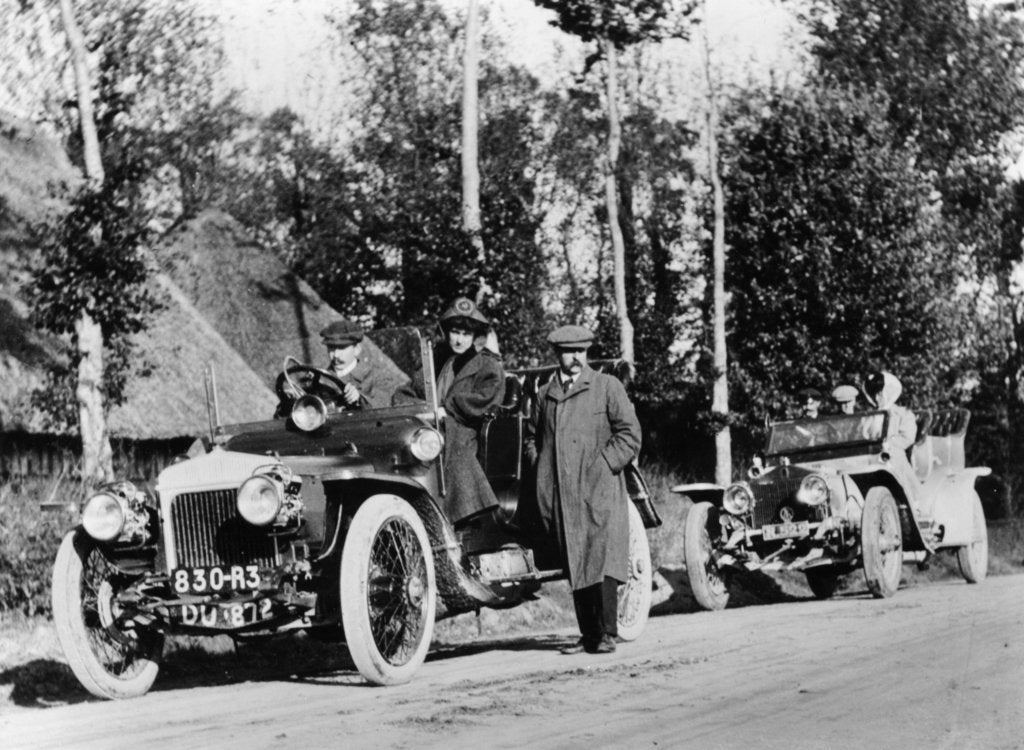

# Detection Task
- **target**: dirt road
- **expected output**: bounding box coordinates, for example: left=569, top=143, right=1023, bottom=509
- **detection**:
left=3, top=574, right=1023, bottom=750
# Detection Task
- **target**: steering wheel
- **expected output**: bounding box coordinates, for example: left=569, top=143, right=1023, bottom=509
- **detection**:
left=275, top=358, right=349, bottom=409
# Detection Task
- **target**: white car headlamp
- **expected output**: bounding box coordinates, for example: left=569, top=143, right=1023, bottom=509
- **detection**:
left=723, top=483, right=754, bottom=515
left=409, top=427, right=443, bottom=462
left=796, top=474, right=829, bottom=506
left=237, top=475, right=284, bottom=526
left=81, top=492, right=126, bottom=542
left=291, top=394, right=328, bottom=432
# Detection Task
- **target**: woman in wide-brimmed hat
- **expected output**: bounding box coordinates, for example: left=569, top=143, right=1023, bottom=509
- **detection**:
left=434, top=297, right=506, bottom=524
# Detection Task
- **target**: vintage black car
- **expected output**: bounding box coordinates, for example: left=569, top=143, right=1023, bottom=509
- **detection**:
left=675, top=409, right=989, bottom=610
left=51, top=327, right=657, bottom=699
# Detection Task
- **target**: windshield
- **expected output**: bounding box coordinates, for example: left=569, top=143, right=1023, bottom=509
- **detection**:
left=263, top=326, right=432, bottom=412
left=767, top=412, right=887, bottom=453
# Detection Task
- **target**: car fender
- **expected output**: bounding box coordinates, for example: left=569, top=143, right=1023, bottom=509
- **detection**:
left=848, top=469, right=930, bottom=551
left=315, top=473, right=445, bottom=562
left=926, top=467, right=991, bottom=548
left=670, top=482, right=726, bottom=507
left=315, top=475, right=501, bottom=615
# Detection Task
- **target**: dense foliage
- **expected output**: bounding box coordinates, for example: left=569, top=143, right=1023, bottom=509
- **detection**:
left=800, top=0, right=1024, bottom=513
left=721, top=86, right=969, bottom=436
left=0, top=483, right=68, bottom=618
left=27, top=184, right=157, bottom=430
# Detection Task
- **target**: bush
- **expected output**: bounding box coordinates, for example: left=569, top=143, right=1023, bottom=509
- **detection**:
left=0, top=480, right=75, bottom=618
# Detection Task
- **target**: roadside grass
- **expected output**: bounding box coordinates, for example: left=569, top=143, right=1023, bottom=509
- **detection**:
left=2, top=466, right=1022, bottom=711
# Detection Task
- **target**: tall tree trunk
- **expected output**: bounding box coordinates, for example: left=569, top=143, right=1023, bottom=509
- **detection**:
left=702, top=17, right=731, bottom=485
left=60, top=0, right=114, bottom=485
left=462, top=0, right=487, bottom=303
left=60, top=0, right=103, bottom=185
left=604, top=38, right=634, bottom=363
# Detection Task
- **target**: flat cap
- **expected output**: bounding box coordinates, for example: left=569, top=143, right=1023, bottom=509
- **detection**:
left=440, top=297, right=489, bottom=331
left=547, top=324, right=594, bottom=349
left=797, top=387, right=823, bottom=401
left=831, top=385, right=859, bottom=403
left=321, top=319, right=364, bottom=348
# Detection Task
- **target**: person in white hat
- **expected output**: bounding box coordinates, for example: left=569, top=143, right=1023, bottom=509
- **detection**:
left=831, top=384, right=859, bottom=415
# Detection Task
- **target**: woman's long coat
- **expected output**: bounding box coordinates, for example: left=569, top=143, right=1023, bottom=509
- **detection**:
left=441, top=349, right=506, bottom=523
left=525, top=365, right=641, bottom=589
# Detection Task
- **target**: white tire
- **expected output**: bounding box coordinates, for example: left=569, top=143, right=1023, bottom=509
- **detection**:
left=340, top=495, right=436, bottom=685
left=52, top=531, right=164, bottom=699
left=616, top=502, right=653, bottom=641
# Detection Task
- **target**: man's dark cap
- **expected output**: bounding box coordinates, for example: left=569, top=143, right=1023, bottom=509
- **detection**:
left=797, top=387, right=824, bottom=401
left=547, top=324, right=594, bottom=350
left=440, top=297, right=489, bottom=332
left=321, top=319, right=364, bottom=348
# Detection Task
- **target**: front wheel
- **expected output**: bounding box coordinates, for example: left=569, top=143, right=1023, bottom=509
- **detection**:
left=683, top=501, right=730, bottom=611
left=861, top=488, right=903, bottom=598
left=340, top=495, right=436, bottom=686
left=616, top=502, right=652, bottom=641
left=805, top=567, right=840, bottom=599
left=51, top=531, right=164, bottom=700
left=956, top=491, right=988, bottom=584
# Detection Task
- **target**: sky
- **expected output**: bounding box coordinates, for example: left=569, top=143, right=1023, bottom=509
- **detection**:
left=214, top=0, right=806, bottom=129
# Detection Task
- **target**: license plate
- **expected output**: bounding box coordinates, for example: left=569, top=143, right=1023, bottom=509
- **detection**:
left=177, top=599, right=275, bottom=629
left=762, top=521, right=810, bottom=540
left=172, top=564, right=261, bottom=595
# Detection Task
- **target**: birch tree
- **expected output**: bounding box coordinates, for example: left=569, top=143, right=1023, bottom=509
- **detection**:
left=532, top=0, right=695, bottom=362
left=60, top=0, right=113, bottom=485
left=461, top=0, right=488, bottom=304
left=701, top=11, right=731, bottom=485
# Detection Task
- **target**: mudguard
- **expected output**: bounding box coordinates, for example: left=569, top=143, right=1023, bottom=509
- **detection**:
left=927, top=467, right=991, bottom=548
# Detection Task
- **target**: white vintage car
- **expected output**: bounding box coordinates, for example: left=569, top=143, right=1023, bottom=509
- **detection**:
left=676, top=408, right=989, bottom=609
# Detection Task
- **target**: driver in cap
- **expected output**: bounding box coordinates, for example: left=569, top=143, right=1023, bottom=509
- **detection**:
left=320, top=319, right=384, bottom=408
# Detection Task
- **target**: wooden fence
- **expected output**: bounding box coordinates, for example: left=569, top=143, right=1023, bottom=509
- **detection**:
left=0, top=431, right=194, bottom=483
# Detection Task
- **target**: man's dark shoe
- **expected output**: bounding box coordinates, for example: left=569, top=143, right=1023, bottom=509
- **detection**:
left=560, top=639, right=589, bottom=655
left=589, top=635, right=617, bottom=654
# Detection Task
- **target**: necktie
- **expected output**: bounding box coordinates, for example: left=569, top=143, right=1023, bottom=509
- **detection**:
left=563, top=378, right=572, bottom=393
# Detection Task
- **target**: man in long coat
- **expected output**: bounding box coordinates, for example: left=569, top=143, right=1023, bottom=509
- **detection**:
left=525, top=325, right=641, bottom=654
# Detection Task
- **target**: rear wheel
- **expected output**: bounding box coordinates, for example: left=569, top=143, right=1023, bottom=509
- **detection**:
left=340, top=495, right=436, bottom=685
left=804, top=568, right=840, bottom=599
left=861, top=488, right=903, bottom=598
left=683, top=502, right=730, bottom=611
left=616, top=502, right=652, bottom=641
left=52, top=531, right=164, bottom=700
left=956, top=491, right=988, bottom=584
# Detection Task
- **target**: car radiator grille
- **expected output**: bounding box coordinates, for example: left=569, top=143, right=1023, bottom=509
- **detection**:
left=750, top=478, right=803, bottom=528
left=170, top=489, right=278, bottom=569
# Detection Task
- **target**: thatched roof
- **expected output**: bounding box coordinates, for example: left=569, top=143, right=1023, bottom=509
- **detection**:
left=0, top=120, right=289, bottom=440
left=160, top=211, right=346, bottom=386
left=0, top=113, right=76, bottom=433
left=106, top=274, right=277, bottom=439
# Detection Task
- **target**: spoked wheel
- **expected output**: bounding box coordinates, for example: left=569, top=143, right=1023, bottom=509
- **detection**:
left=340, top=495, right=436, bottom=685
left=616, top=502, right=652, bottom=641
left=956, top=491, right=988, bottom=584
left=683, top=501, right=730, bottom=611
left=805, top=567, right=840, bottom=599
left=52, top=531, right=164, bottom=699
left=861, top=488, right=903, bottom=598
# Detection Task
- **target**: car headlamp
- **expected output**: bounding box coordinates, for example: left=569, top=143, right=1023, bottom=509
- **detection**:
left=409, top=427, right=443, bottom=462
left=291, top=394, right=328, bottom=432
left=81, top=492, right=126, bottom=542
left=796, top=474, right=829, bottom=506
left=723, top=483, right=754, bottom=515
left=237, top=475, right=284, bottom=526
